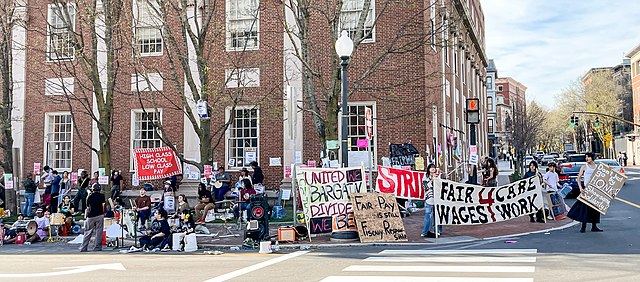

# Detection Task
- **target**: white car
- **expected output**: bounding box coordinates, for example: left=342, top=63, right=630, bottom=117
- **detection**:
left=595, top=159, right=625, bottom=174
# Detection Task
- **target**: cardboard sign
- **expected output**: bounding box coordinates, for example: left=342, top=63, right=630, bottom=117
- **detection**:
left=351, top=193, right=407, bottom=242
left=376, top=166, right=426, bottom=200
left=98, top=176, right=109, bottom=185
left=296, top=167, right=366, bottom=234
left=415, top=157, right=425, bottom=171
left=578, top=163, right=627, bottom=215
left=332, top=213, right=357, bottom=232
left=546, top=191, right=567, bottom=220
left=433, top=177, right=544, bottom=225
left=34, top=163, right=41, bottom=175
left=134, top=147, right=183, bottom=181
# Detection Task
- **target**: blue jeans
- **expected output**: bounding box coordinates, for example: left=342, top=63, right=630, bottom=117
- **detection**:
left=422, top=204, right=443, bottom=235
left=23, top=192, right=35, bottom=217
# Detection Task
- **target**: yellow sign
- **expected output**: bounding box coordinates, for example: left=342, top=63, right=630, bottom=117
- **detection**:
left=604, top=134, right=612, bottom=142
left=415, top=157, right=425, bottom=170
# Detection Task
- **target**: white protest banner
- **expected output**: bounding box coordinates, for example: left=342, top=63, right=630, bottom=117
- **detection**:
left=296, top=167, right=366, bottom=234
left=376, top=166, right=426, bottom=200
left=578, top=163, right=627, bottom=215
left=433, top=177, right=544, bottom=225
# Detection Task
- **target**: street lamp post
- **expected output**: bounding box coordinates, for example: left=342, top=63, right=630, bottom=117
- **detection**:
left=335, top=31, right=354, bottom=167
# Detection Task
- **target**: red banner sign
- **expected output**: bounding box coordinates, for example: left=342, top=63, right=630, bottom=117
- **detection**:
left=134, top=147, right=182, bottom=181
left=376, top=166, right=426, bottom=200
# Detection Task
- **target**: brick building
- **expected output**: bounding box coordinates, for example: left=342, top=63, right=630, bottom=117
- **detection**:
left=5, top=0, right=488, bottom=188
left=494, top=77, right=526, bottom=156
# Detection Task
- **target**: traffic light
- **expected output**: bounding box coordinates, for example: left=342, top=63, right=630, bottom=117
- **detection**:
left=570, top=115, right=575, bottom=127
left=595, top=116, right=600, bottom=127
left=575, top=116, right=579, bottom=124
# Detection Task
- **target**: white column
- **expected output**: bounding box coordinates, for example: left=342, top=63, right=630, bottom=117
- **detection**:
left=11, top=1, right=27, bottom=175
left=92, top=0, right=107, bottom=172
left=182, top=1, right=202, bottom=164
left=283, top=0, right=304, bottom=169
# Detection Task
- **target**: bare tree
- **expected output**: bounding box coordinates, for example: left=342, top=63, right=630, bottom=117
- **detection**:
left=584, top=71, right=620, bottom=158
left=0, top=1, right=16, bottom=173
left=284, top=0, right=459, bottom=151
left=512, top=101, right=546, bottom=160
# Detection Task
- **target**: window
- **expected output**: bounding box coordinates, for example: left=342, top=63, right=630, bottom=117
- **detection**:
left=443, top=15, right=449, bottom=65
left=488, top=119, right=494, bottom=133
left=134, top=0, right=163, bottom=56
left=487, top=76, right=493, bottom=89
left=340, top=0, right=375, bottom=42
left=47, top=4, right=75, bottom=61
left=455, top=88, right=459, bottom=104
left=227, top=107, right=259, bottom=168
left=131, top=109, right=163, bottom=168
left=227, top=0, right=259, bottom=51
left=461, top=58, right=466, bottom=84
left=497, top=85, right=503, bottom=92
left=445, top=79, right=450, bottom=97
left=45, top=113, right=73, bottom=171
left=347, top=104, right=375, bottom=152
left=430, top=19, right=436, bottom=49
left=225, top=68, right=260, bottom=88
left=487, top=96, right=493, bottom=111
left=45, top=77, right=74, bottom=96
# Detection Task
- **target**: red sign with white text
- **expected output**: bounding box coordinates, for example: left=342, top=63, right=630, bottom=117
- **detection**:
left=376, top=166, right=426, bottom=200
left=134, top=147, right=182, bottom=181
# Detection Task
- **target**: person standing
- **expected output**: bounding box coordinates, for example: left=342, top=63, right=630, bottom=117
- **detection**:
left=250, top=161, right=264, bottom=185
left=110, top=170, right=123, bottom=202
left=74, top=170, right=89, bottom=214
left=524, top=161, right=544, bottom=223
left=567, top=152, right=604, bottom=233
left=58, top=171, right=71, bottom=208
left=484, top=158, right=498, bottom=187
left=80, top=183, right=105, bottom=252
left=50, top=170, right=62, bottom=213
left=22, top=173, right=38, bottom=218
left=421, top=164, right=443, bottom=238
left=41, top=165, right=53, bottom=211
left=543, top=163, right=561, bottom=193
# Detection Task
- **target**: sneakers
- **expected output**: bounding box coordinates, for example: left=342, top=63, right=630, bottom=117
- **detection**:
left=151, top=248, right=160, bottom=253
left=161, top=246, right=171, bottom=252
left=129, top=246, right=142, bottom=252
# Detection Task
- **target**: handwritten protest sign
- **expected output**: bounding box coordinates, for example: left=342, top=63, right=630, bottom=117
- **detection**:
left=134, top=147, right=182, bottom=181
left=351, top=193, right=407, bottom=242
left=296, top=167, right=365, bottom=234
left=546, top=192, right=567, bottom=220
left=578, top=163, right=627, bottom=215
left=389, top=143, right=418, bottom=167
left=433, top=177, right=544, bottom=225
left=376, top=166, right=426, bottom=200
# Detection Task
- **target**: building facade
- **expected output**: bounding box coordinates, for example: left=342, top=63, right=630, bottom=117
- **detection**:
left=4, top=0, right=487, bottom=188
left=494, top=77, right=526, bottom=157
left=486, top=59, right=497, bottom=158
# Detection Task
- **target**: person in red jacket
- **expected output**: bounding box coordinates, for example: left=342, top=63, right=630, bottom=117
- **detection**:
left=233, top=179, right=256, bottom=219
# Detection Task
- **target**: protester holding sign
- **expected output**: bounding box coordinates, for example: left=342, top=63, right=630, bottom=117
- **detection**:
left=567, top=153, right=603, bottom=233
left=484, top=158, right=498, bottom=187
left=421, top=164, right=443, bottom=238
left=524, top=161, right=545, bottom=223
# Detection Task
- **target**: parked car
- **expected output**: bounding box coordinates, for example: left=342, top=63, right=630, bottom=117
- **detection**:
left=567, top=154, right=587, bottom=162
left=564, top=150, right=577, bottom=157
left=540, top=155, right=557, bottom=166
left=548, top=152, right=560, bottom=159
left=595, top=159, right=625, bottom=175
left=558, top=162, right=587, bottom=198
left=536, top=151, right=545, bottom=160
left=523, top=156, right=535, bottom=165
left=556, top=157, right=567, bottom=164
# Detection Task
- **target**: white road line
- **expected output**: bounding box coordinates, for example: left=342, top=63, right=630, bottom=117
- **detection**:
left=379, top=249, right=537, bottom=255
left=363, top=256, right=536, bottom=263
left=321, top=276, right=533, bottom=282
left=203, top=251, right=309, bottom=282
left=343, top=265, right=535, bottom=273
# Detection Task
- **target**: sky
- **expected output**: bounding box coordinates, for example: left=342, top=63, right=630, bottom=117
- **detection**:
left=481, top=0, right=640, bottom=109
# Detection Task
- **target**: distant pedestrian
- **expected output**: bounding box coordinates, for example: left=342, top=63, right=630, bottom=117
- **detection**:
left=22, top=173, right=38, bottom=217
left=421, top=164, right=443, bottom=238
left=567, top=152, right=603, bottom=233
left=74, top=170, right=89, bottom=214
left=59, top=171, right=71, bottom=207
left=524, top=161, right=544, bottom=223
left=623, top=152, right=628, bottom=167
left=110, top=170, right=123, bottom=201
left=50, top=170, right=61, bottom=213
left=80, top=183, right=105, bottom=252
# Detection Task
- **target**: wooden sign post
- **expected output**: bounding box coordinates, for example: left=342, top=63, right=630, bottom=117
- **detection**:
left=351, top=193, right=407, bottom=243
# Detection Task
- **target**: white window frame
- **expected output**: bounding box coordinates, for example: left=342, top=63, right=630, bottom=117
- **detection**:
left=340, top=0, right=376, bottom=43
left=45, top=77, right=75, bottom=96
left=455, top=88, right=459, bottom=104
left=131, top=73, right=164, bottom=92
left=487, top=76, right=493, bottom=89
left=445, top=79, right=450, bottom=97
left=443, top=15, right=449, bottom=66
left=225, top=106, right=260, bottom=170
left=133, top=0, right=164, bottom=57
left=430, top=0, right=436, bottom=50
left=43, top=112, right=73, bottom=172
left=47, top=3, right=76, bottom=61
left=130, top=109, right=163, bottom=171
left=226, top=0, right=260, bottom=51
left=225, top=68, right=260, bottom=88
left=344, top=102, right=377, bottom=168
left=497, top=85, right=503, bottom=92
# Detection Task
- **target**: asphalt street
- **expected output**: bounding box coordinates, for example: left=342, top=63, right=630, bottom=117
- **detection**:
left=0, top=168, right=639, bottom=282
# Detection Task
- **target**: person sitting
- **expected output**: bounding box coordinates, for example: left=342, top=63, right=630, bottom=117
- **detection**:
left=2, top=214, right=24, bottom=244
left=169, top=194, right=190, bottom=229
left=58, top=195, right=76, bottom=235
left=28, top=208, right=50, bottom=243
left=233, top=179, right=256, bottom=219
left=134, top=189, right=152, bottom=229
left=175, top=209, right=196, bottom=251
left=134, top=209, right=170, bottom=252
left=194, top=183, right=214, bottom=224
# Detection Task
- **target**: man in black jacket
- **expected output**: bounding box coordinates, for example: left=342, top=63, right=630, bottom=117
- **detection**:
left=80, top=183, right=105, bottom=252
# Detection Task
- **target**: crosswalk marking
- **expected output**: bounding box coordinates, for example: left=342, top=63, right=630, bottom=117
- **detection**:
left=363, top=256, right=536, bottom=263
left=321, top=276, right=534, bottom=282
left=378, top=249, right=537, bottom=255
left=343, top=265, right=536, bottom=273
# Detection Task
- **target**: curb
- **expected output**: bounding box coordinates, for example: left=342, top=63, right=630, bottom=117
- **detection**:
left=199, top=220, right=580, bottom=250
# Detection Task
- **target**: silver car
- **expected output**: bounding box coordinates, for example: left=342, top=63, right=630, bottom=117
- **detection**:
left=595, top=159, right=625, bottom=174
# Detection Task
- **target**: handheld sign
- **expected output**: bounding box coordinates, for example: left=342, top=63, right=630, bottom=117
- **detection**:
left=578, top=163, right=627, bottom=215
left=351, top=193, right=407, bottom=242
